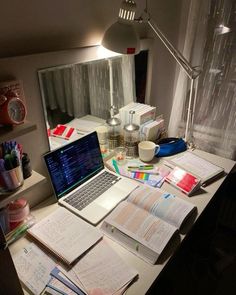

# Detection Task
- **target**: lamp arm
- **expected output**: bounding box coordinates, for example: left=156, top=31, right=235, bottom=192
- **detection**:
left=142, top=16, right=201, bottom=144
left=147, top=17, right=200, bottom=80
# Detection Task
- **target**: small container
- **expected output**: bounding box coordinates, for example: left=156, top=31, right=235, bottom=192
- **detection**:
left=114, top=147, right=128, bottom=165
left=95, top=125, right=108, bottom=155
left=123, top=110, right=140, bottom=157
left=0, top=165, right=24, bottom=191
left=8, top=198, right=30, bottom=230
left=106, top=106, right=121, bottom=150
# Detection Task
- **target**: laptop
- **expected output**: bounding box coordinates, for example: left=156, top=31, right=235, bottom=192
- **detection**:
left=44, top=131, right=138, bottom=224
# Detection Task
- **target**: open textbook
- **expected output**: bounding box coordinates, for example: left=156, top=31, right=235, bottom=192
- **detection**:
left=101, top=185, right=197, bottom=264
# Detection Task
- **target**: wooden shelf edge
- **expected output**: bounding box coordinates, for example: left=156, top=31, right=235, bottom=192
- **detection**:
left=0, top=171, right=46, bottom=208
left=0, top=121, right=37, bottom=142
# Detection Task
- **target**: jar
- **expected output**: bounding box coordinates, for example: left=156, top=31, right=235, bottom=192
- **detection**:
left=8, top=198, right=30, bottom=230
left=123, top=110, right=139, bottom=157
left=95, top=125, right=108, bottom=155
left=106, top=106, right=121, bottom=150
left=22, top=153, right=32, bottom=179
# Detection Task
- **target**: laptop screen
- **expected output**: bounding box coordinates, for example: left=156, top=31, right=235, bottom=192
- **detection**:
left=44, top=131, right=104, bottom=199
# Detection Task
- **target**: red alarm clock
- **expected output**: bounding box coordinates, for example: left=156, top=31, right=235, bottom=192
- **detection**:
left=0, top=91, right=26, bottom=125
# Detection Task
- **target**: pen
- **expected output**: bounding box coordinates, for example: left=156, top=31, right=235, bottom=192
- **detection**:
left=128, top=165, right=154, bottom=170
left=112, top=159, right=120, bottom=174
left=6, top=218, right=35, bottom=245
left=0, top=159, right=5, bottom=171
left=7, top=223, right=29, bottom=245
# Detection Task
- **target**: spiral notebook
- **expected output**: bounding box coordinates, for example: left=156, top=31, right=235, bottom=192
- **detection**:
left=27, top=207, right=102, bottom=265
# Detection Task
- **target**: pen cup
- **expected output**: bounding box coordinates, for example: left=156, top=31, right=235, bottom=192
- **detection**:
left=0, top=165, right=24, bottom=192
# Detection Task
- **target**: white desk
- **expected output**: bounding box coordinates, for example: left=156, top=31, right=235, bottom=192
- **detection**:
left=10, top=149, right=235, bottom=295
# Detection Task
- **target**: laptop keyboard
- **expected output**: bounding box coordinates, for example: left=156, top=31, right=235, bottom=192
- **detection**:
left=63, top=171, right=121, bottom=211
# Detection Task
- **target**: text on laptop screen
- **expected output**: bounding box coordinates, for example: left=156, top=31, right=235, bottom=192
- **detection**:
left=44, top=132, right=104, bottom=198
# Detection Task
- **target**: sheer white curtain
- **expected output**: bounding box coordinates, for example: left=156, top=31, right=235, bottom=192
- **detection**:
left=168, top=0, right=206, bottom=139
left=87, top=55, right=135, bottom=119
left=40, top=55, right=135, bottom=123
left=40, top=64, right=89, bottom=118
left=168, top=0, right=236, bottom=160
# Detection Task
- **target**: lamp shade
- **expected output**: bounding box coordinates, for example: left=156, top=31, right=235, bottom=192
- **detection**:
left=102, top=0, right=140, bottom=54
left=102, top=21, right=140, bottom=55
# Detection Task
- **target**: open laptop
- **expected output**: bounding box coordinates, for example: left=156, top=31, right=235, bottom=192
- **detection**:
left=44, top=131, right=138, bottom=224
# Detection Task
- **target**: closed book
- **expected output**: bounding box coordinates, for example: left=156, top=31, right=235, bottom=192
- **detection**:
left=165, top=166, right=201, bottom=196
left=52, top=125, right=75, bottom=140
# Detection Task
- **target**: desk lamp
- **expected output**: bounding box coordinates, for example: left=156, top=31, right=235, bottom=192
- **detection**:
left=102, top=0, right=201, bottom=145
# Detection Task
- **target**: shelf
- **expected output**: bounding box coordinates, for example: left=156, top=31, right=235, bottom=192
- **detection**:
left=0, top=121, right=37, bottom=142
left=0, top=171, right=46, bottom=208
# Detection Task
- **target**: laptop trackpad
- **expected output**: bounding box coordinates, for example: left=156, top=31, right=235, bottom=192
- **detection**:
left=95, top=186, right=127, bottom=210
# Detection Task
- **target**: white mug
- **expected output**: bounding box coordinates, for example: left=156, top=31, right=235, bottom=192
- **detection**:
left=138, top=141, right=160, bottom=162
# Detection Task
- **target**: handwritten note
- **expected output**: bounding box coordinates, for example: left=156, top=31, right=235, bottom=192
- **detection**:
left=13, top=243, right=56, bottom=295
left=69, top=240, right=138, bottom=295
left=28, top=207, right=102, bottom=264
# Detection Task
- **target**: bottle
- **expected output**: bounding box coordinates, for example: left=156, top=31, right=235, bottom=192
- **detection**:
left=106, top=105, right=121, bottom=150
left=21, top=153, right=32, bottom=179
left=123, top=110, right=140, bottom=157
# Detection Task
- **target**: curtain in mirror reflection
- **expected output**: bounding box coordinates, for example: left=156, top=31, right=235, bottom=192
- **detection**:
left=39, top=55, right=136, bottom=129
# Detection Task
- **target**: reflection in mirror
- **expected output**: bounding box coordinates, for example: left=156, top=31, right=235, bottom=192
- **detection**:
left=38, top=48, right=149, bottom=150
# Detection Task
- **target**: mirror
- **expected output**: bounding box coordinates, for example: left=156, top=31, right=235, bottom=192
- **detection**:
left=38, top=45, right=150, bottom=150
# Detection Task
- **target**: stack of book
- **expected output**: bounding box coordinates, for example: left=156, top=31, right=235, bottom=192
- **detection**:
left=119, top=102, right=156, bottom=127
left=140, top=115, right=165, bottom=141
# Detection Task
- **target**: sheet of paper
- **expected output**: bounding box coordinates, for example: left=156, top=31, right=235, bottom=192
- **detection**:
left=46, top=276, right=79, bottom=295
left=50, top=267, right=86, bottom=295
left=13, top=243, right=56, bottom=295
left=68, top=240, right=138, bottom=295
left=68, top=118, right=103, bottom=132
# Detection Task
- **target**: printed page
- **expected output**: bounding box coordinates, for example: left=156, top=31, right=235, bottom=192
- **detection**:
left=13, top=243, right=56, bottom=295
left=28, top=207, right=102, bottom=264
left=104, top=201, right=177, bottom=256
left=65, top=240, right=138, bottom=295
left=127, top=186, right=195, bottom=229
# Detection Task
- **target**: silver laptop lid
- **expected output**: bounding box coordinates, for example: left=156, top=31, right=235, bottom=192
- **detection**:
left=44, top=131, right=104, bottom=199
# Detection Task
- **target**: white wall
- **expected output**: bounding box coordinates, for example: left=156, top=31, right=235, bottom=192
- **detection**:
left=0, top=0, right=184, bottom=206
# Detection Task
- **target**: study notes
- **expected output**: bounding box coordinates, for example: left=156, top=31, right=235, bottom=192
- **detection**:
left=27, top=207, right=102, bottom=265
left=14, top=241, right=138, bottom=295
left=69, top=239, right=138, bottom=295
left=101, top=185, right=196, bottom=264
left=13, top=243, right=56, bottom=295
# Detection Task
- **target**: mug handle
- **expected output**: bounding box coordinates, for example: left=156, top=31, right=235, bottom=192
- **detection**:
left=155, top=145, right=160, bottom=155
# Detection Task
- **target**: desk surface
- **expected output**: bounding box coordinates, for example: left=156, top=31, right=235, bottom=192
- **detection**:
left=10, top=149, right=235, bottom=295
